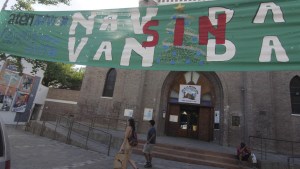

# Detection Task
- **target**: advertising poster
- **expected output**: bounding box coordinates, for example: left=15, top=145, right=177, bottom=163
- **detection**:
left=0, top=85, right=6, bottom=104
left=0, top=71, right=20, bottom=87
left=178, top=85, right=201, bottom=104
left=143, top=108, right=153, bottom=121
left=5, top=60, right=19, bottom=72
left=1, top=87, right=16, bottom=111
left=19, top=75, right=34, bottom=93
left=12, top=92, right=29, bottom=113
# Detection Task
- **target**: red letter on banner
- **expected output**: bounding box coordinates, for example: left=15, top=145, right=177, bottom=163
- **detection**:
left=174, top=18, right=184, bottom=46
left=142, top=20, right=159, bottom=47
left=199, top=13, right=226, bottom=45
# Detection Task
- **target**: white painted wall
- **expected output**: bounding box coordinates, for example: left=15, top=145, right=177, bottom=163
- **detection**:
left=34, top=85, right=49, bottom=105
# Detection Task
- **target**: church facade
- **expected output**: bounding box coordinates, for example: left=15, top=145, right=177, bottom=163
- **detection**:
left=77, top=0, right=300, bottom=154
left=78, top=68, right=300, bottom=148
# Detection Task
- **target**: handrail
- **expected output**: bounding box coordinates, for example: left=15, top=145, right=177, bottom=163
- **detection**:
left=41, top=114, right=113, bottom=156
left=249, top=136, right=300, bottom=144
left=249, top=135, right=300, bottom=164
left=287, top=155, right=300, bottom=169
left=72, top=114, right=140, bottom=131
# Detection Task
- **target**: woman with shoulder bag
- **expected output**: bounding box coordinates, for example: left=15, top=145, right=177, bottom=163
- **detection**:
left=119, top=118, right=139, bottom=169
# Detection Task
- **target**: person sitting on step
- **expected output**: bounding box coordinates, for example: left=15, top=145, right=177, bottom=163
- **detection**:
left=237, top=142, right=251, bottom=161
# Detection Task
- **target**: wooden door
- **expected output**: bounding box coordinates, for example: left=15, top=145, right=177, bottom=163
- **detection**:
left=166, top=104, right=180, bottom=136
left=198, top=107, right=214, bottom=141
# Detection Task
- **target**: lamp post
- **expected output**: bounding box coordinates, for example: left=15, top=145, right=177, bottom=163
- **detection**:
left=1, top=0, right=9, bottom=11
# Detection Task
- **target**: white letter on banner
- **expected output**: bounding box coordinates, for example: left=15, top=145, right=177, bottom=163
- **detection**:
left=131, top=8, right=158, bottom=34
left=207, top=39, right=236, bottom=61
left=68, top=37, right=88, bottom=62
left=253, top=2, right=285, bottom=23
left=259, top=36, right=289, bottom=62
left=120, top=37, right=154, bottom=67
left=209, top=7, right=234, bottom=26
left=68, top=12, right=97, bottom=62
left=69, top=12, right=97, bottom=35
left=93, top=42, right=112, bottom=61
left=99, top=15, right=118, bottom=31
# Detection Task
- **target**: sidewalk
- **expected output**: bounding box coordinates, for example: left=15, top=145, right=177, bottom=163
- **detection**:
left=7, top=125, right=223, bottom=169
left=43, top=120, right=300, bottom=167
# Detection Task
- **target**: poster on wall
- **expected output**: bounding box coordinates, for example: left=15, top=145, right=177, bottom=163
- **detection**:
left=143, top=108, right=153, bottom=121
left=0, top=71, right=20, bottom=87
left=178, top=85, right=201, bottom=104
left=0, top=85, right=6, bottom=105
left=1, top=87, right=16, bottom=111
left=18, top=75, right=34, bottom=93
left=11, top=92, right=29, bottom=113
left=169, top=115, right=178, bottom=122
left=124, top=109, right=133, bottom=117
left=5, top=60, right=19, bottom=72
left=214, top=111, right=220, bottom=124
left=0, top=61, right=4, bottom=71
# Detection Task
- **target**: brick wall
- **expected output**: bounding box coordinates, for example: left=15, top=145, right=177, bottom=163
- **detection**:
left=40, top=88, right=79, bottom=121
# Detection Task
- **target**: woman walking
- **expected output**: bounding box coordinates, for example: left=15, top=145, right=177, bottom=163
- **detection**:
left=119, top=118, right=139, bottom=169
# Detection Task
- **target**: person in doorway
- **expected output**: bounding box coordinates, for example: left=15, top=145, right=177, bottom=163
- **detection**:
left=119, top=118, right=139, bottom=169
left=143, top=120, right=156, bottom=168
left=237, top=142, right=251, bottom=161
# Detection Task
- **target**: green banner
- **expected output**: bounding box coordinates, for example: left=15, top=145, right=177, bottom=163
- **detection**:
left=0, top=0, right=299, bottom=71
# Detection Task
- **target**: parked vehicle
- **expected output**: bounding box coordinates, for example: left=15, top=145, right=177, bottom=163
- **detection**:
left=0, top=117, right=10, bottom=169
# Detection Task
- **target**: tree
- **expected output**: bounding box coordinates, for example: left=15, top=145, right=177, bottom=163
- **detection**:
left=0, top=0, right=71, bottom=74
left=42, top=62, right=85, bottom=90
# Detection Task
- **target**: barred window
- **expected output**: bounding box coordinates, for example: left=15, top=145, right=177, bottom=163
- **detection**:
left=102, top=69, right=116, bottom=97
left=290, top=76, right=300, bottom=114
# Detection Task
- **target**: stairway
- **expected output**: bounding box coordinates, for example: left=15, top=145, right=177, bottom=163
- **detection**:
left=133, top=140, right=252, bottom=169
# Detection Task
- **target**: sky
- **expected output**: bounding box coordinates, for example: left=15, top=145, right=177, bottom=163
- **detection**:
left=0, top=0, right=139, bottom=11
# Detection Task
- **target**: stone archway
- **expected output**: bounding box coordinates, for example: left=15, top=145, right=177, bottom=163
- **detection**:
left=159, top=71, right=224, bottom=142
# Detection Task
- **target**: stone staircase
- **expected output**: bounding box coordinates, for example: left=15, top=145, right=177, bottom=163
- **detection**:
left=133, top=140, right=253, bottom=169
left=25, top=121, right=254, bottom=168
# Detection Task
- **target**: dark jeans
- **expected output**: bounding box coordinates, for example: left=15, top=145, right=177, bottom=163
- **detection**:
left=237, top=153, right=250, bottom=161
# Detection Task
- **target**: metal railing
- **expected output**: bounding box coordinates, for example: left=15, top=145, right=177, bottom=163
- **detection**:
left=249, top=136, right=300, bottom=166
left=73, top=114, right=139, bottom=131
left=40, top=114, right=113, bottom=156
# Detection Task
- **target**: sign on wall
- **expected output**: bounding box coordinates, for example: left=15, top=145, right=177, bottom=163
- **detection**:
left=124, top=109, right=133, bottom=117
left=143, top=108, right=153, bottom=121
left=0, top=0, right=300, bottom=71
left=178, top=85, right=201, bottom=104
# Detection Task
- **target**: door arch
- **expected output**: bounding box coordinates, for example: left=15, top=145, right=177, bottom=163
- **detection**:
left=160, top=71, right=223, bottom=142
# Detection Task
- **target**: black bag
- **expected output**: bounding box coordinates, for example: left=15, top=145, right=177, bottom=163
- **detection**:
left=128, top=131, right=138, bottom=147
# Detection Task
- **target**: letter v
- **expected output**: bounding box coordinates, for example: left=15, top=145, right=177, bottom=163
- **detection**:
left=68, top=37, right=88, bottom=62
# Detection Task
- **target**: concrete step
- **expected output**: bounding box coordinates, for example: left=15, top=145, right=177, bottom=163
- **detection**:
left=134, top=141, right=252, bottom=169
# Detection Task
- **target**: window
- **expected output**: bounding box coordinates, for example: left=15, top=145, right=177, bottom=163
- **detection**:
left=102, top=69, right=116, bottom=97
left=290, top=76, right=300, bottom=114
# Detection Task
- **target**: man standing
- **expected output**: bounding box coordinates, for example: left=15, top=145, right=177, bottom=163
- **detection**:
left=143, top=120, right=156, bottom=168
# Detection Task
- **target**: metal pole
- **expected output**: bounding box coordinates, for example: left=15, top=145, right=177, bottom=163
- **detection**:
left=292, top=142, right=294, bottom=164
left=107, top=134, right=112, bottom=156
left=261, top=137, right=263, bottom=160
left=1, top=0, right=9, bottom=11
left=85, top=126, right=91, bottom=149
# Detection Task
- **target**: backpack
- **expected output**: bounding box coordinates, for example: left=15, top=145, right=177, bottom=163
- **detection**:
left=128, top=131, right=138, bottom=147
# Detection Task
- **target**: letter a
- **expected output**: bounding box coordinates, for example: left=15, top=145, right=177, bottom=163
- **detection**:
left=259, top=36, right=289, bottom=62
left=253, top=2, right=285, bottom=23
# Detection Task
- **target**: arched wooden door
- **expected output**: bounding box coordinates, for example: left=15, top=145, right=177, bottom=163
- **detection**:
left=165, top=72, right=215, bottom=141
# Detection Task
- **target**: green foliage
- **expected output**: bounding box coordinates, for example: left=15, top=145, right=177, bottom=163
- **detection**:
left=11, top=0, right=70, bottom=10
left=42, top=62, right=85, bottom=90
